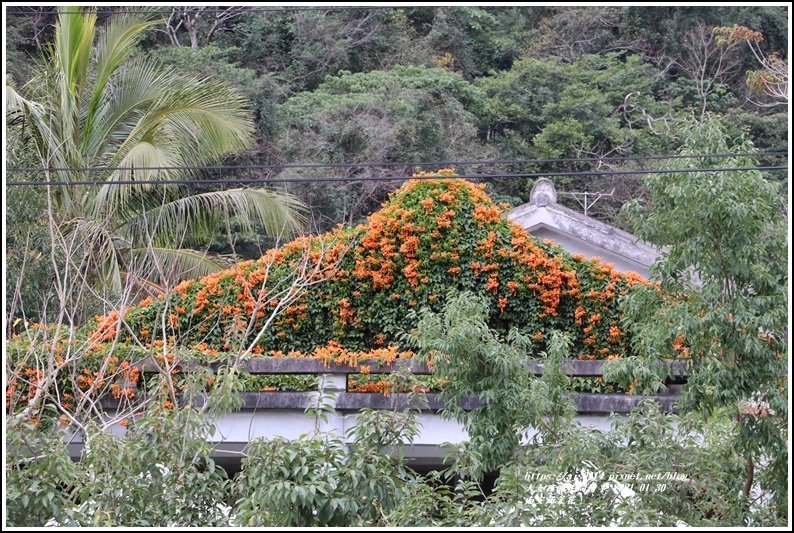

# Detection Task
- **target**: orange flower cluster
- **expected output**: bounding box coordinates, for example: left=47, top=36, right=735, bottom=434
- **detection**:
left=77, top=369, right=107, bottom=392
left=473, top=204, right=502, bottom=224
left=672, top=334, right=691, bottom=358
left=296, top=341, right=415, bottom=368
left=91, top=310, right=121, bottom=341
left=507, top=224, right=577, bottom=316
left=348, top=380, right=392, bottom=394
left=110, top=383, right=135, bottom=400
left=119, top=361, right=141, bottom=384
left=348, top=378, right=431, bottom=394
left=193, top=342, right=220, bottom=357
left=337, top=298, right=355, bottom=325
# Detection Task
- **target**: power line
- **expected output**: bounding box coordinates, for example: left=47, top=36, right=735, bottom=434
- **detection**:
left=6, top=151, right=787, bottom=174
left=5, top=6, right=398, bottom=16
left=6, top=166, right=788, bottom=187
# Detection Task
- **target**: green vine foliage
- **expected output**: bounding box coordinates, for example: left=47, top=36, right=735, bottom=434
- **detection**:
left=81, top=171, right=651, bottom=363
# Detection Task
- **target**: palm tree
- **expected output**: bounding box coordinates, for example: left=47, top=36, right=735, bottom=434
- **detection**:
left=6, top=7, right=305, bottom=296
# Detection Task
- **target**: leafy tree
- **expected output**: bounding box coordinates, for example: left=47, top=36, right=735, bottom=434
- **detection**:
left=616, top=115, right=788, bottom=517
left=6, top=7, right=305, bottom=297
left=5, top=417, right=80, bottom=527
left=276, top=65, right=487, bottom=161
left=485, top=402, right=781, bottom=526
left=411, top=291, right=542, bottom=475
left=715, top=25, right=789, bottom=107
left=521, top=6, right=628, bottom=62
left=405, top=6, right=534, bottom=78
left=620, top=6, right=788, bottom=64
left=7, top=407, right=233, bottom=527
left=233, top=409, right=419, bottom=526
left=723, top=109, right=789, bottom=153
left=479, top=52, right=673, bottom=160
left=216, top=8, right=430, bottom=94
left=476, top=51, right=680, bottom=220
left=69, top=409, right=231, bottom=526
left=409, top=291, right=577, bottom=475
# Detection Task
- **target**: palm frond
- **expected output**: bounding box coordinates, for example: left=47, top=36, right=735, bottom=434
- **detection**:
left=6, top=83, right=45, bottom=117
left=6, top=84, right=52, bottom=151
left=122, top=188, right=307, bottom=246
left=47, top=7, right=96, bottom=171
left=66, top=217, right=123, bottom=293
left=6, top=95, right=79, bottom=213
left=6, top=83, right=72, bottom=193
left=110, top=75, right=255, bottom=171
left=86, top=58, right=171, bottom=159
left=83, top=12, right=160, bottom=152
left=90, top=136, right=182, bottom=220
left=158, top=77, right=255, bottom=162
left=127, top=246, right=226, bottom=285
left=55, top=6, right=96, bottom=94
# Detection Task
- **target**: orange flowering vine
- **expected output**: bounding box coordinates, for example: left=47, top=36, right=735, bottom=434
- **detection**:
left=75, top=170, right=655, bottom=380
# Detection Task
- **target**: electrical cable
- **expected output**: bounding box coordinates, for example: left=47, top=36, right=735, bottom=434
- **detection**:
left=6, top=165, right=788, bottom=187
left=6, top=151, right=787, bottom=174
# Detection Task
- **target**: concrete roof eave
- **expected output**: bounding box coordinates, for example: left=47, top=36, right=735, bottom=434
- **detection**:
left=506, top=178, right=660, bottom=273
left=507, top=201, right=659, bottom=268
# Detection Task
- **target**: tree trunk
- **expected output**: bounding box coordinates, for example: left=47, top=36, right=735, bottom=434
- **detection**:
left=742, top=456, right=754, bottom=499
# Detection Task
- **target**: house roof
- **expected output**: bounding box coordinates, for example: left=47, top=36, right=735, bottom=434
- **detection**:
left=506, top=178, right=659, bottom=277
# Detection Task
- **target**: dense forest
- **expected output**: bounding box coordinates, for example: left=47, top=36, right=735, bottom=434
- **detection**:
left=5, top=5, right=789, bottom=319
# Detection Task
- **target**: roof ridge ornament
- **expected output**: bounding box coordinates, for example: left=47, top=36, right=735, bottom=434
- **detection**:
left=530, top=177, right=557, bottom=206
